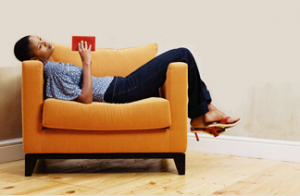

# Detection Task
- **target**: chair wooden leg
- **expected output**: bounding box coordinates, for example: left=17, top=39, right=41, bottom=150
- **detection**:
left=25, top=154, right=38, bottom=177
left=173, top=153, right=185, bottom=175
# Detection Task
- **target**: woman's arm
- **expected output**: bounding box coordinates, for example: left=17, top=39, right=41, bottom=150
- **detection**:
left=75, top=41, right=93, bottom=104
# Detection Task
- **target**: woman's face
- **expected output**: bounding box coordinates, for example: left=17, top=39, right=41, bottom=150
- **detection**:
left=28, top=36, right=55, bottom=62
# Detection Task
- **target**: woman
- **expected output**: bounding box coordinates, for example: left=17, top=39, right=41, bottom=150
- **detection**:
left=14, top=35, right=240, bottom=139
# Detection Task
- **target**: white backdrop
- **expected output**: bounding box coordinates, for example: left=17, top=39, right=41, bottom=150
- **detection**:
left=1, top=0, right=300, bottom=141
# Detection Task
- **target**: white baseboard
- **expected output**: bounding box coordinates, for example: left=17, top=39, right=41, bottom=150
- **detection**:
left=1, top=135, right=300, bottom=164
left=0, top=138, right=24, bottom=164
left=187, top=133, right=300, bottom=163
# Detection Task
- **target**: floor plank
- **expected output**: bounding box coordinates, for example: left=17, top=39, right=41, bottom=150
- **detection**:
left=1, top=151, right=300, bottom=195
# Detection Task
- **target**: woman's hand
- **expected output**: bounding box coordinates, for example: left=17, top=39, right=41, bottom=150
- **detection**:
left=78, top=41, right=92, bottom=65
left=75, top=40, right=93, bottom=104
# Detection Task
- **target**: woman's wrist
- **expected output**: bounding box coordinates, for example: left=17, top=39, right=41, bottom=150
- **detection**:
left=82, top=61, right=92, bottom=67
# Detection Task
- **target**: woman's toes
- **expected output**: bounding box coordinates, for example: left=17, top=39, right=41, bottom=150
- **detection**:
left=226, top=117, right=240, bottom=124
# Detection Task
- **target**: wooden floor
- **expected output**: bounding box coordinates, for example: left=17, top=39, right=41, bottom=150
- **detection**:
left=1, top=151, right=300, bottom=195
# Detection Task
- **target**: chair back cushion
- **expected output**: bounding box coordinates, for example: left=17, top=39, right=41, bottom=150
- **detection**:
left=51, top=43, right=158, bottom=77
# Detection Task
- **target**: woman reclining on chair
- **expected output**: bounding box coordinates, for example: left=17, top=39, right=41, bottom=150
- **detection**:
left=14, top=35, right=240, bottom=139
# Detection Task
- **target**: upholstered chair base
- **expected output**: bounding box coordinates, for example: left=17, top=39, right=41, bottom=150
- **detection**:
left=25, top=153, right=185, bottom=176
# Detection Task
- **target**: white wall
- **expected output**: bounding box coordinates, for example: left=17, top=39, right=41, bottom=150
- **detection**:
left=1, top=0, right=300, bottom=141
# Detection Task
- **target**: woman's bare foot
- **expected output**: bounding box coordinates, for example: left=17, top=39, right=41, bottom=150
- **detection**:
left=205, top=103, right=239, bottom=124
left=190, top=103, right=239, bottom=128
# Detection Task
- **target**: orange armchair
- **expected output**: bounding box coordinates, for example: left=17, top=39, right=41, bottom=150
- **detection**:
left=22, top=43, right=188, bottom=176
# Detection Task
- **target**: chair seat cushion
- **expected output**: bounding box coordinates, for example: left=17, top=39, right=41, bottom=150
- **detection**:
left=42, top=97, right=171, bottom=131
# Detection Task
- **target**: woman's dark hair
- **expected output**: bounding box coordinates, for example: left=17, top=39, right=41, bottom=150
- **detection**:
left=14, top=35, right=33, bottom=62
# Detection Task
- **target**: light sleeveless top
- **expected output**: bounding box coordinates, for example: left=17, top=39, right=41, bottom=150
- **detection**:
left=43, top=61, right=114, bottom=102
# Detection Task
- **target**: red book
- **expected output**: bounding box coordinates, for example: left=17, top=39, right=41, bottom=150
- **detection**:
left=72, top=36, right=96, bottom=51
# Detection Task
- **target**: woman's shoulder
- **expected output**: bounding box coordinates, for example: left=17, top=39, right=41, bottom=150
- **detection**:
left=44, top=61, right=64, bottom=68
left=44, top=61, right=62, bottom=73
left=44, top=61, right=71, bottom=67
left=44, top=61, right=82, bottom=76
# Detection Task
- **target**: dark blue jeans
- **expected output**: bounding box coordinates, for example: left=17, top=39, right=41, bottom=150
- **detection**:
left=103, top=48, right=211, bottom=119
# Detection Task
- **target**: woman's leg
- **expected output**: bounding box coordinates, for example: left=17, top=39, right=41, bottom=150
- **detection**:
left=104, top=47, right=211, bottom=119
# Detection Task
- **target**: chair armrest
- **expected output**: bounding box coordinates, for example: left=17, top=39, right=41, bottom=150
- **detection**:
left=22, top=60, right=44, bottom=153
left=162, top=62, right=188, bottom=152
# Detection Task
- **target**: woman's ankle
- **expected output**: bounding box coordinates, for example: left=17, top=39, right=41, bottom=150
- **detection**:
left=207, top=103, right=216, bottom=111
left=190, top=115, right=206, bottom=128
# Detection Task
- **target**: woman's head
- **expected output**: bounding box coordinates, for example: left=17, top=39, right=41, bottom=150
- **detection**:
left=14, top=35, right=55, bottom=62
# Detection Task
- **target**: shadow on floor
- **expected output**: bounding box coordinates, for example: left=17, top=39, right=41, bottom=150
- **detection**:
left=34, top=158, right=176, bottom=174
